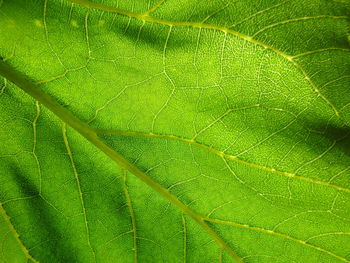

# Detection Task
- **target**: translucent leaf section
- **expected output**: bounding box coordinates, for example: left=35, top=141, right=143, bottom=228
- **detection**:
left=0, top=0, right=349, bottom=262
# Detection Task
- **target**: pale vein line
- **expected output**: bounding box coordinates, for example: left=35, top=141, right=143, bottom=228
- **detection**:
left=151, top=26, right=174, bottom=132
left=168, top=176, right=200, bottom=191
left=193, top=104, right=260, bottom=139
left=1, top=43, right=17, bottom=63
left=88, top=72, right=164, bottom=124
left=61, top=123, right=96, bottom=262
left=229, top=0, right=292, bottom=28
left=295, top=140, right=337, bottom=173
left=290, top=58, right=341, bottom=119
left=32, top=101, right=42, bottom=194
left=182, top=214, right=187, bottom=263
left=252, top=15, right=348, bottom=37
left=40, top=195, right=68, bottom=219
left=121, top=169, right=138, bottom=263
left=273, top=210, right=338, bottom=232
left=0, top=78, right=7, bottom=94
left=68, top=2, right=74, bottom=22
left=1, top=231, right=11, bottom=263
left=235, top=114, right=300, bottom=157
left=219, top=31, right=228, bottom=84
left=28, top=238, right=59, bottom=252
left=292, top=48, right=350, bottom=58
left=328, top=166, right=350, bottom=183
left=34, top=65, right=87, bottom=85
left=207, top=200, right=235, bottom=218
left=64, top=0, right=345, bottom=120
left=305, top=232, right=350, bottom=242
left=0, top=203, right=40, bottom=263
left=219, top=246, right=223, bottom=263
left=94, top=129, right=350, bottom=194
left=1, top=196, right=38, bottom=206
left=43, top=0, right=65, bottom=68
left=321, top=75, right=350, bottom=90
left=201, top=3, right=229, bottom=23
left=84, top=12, right=91, bottom=56
left=205, top=217, right=350, bottom=263
left=99, top=230, right=134, bottom=248
left=142, top=0, right=166, bottom=16
left=340, top=102, right=350, bottom=113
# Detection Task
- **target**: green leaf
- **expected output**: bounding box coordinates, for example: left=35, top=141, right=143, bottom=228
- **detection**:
left=0, top=0, right=349, bottom=262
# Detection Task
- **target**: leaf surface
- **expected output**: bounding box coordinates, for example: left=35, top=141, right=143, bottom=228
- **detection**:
left=0, top=0, right=350, bottom=262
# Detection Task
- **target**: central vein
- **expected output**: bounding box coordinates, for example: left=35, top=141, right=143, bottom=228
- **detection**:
left=0, top=59, right=243, bottom=263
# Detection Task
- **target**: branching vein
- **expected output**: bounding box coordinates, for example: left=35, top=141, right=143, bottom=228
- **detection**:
left=0, top=59, right=243, bottom=263
left=94, top=129, right=350, bottom=194
left=0, top=203, right=40, bottom=263
left=64, top=0, right=347, bottom=120
left=121, top=169, right=138, bottom=263
left=61, top=122, right=96, bottom=262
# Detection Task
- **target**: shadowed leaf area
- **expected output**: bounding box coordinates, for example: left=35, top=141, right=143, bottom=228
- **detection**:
left=0, top=0, right=350, bottom=262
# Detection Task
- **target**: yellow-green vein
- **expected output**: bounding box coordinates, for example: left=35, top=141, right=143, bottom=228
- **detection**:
left=121, top=169, right=138, bottom=263
left=0, top=59, right=243, bottom=263
left=205, top=217, right=350, bottom=263
left=94, top=129, right=350, bottom=194
left=61, top=122, right=96, bottom=262
left=64, top=0, right=345, bottom=120
left=0, top=203, right=40, bottom=263
left=32, top=101, right=42, bottom=194
left=182, top=214, right=187, bottom=263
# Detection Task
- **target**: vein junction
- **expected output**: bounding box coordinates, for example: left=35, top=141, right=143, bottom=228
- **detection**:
left=94, top=129, right=350, bottom=194
left=0, top=59, right=242, bottom=263
left=1, top=54, right=349, bottom=262
left=0, top=203, right=40, bottom=263
left=65, top=0, right=346, bottom=120
left=0, top=1, right=349, bottom=261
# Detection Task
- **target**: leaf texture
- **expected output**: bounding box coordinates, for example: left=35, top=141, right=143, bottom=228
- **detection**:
left=0, top=0, right=350, bottom=262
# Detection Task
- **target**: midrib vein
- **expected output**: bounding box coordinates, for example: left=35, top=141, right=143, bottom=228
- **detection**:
left=0, top=203, right=40, bottom=263
left=121, top=169, right=138, bottom=263
left=95, top=129, right=350, bottom=194
left=65, top=0, right=343, bottom=120
left=0, top=59, right=243, bottom=263
left=0, top=58, right=347, bottom=262
left=61, top=122, right=96, bottom=262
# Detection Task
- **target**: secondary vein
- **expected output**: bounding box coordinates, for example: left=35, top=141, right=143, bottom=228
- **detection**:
left=0, top=59, right=243, bottom=263
left=205, top=217, right=350, bottom=263
left=64, top=0, right=345, bottom=120
left=0, top=203, right=40, bottom=263
left=94, top=129, right=350, bottom=194
left=121, top=169, right=138, bottom=263
left=62, top=122, right=96, bottom=262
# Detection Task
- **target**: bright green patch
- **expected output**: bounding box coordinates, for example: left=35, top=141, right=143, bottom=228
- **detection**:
left=0, top=0, right=349, bottom=262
